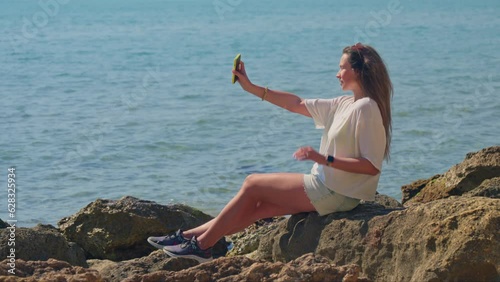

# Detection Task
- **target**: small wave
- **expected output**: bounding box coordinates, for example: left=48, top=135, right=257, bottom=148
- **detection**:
left=181, top=94, right=202, bottom=99
left=130, top=51, right=154, bottom=57
left=404, top=129, right=433, bottom=136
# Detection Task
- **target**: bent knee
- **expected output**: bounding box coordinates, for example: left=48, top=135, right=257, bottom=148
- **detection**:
left=241, top=173, right=264, bottom=194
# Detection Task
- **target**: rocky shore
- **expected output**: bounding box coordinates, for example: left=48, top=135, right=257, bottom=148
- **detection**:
left=1, top=146, right=499, bottom=281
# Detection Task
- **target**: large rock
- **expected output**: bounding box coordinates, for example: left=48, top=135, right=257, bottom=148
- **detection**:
left=402, top=146, right=500, bottom=204
left=88, top=250, right=198, bottom=282
left=226, top=194, right=402, bottom=260
left=254, top=196, right=403, bottom=262
left=58, top=196, right=227, bottom=261
left=0, top=224, right=87, bottom=267
left=121, top=253, right=370, bottom=282
left=0, top=258, right=103, bottom=281
left=254, top=196, right=499, bottom=281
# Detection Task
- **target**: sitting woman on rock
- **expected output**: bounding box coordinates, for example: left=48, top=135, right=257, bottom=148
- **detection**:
left=148, top=43, right=393, bottom=262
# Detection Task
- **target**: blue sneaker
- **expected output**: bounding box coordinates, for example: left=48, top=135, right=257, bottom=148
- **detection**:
left=147, top=229, right=188, bottom=249
left=163, top=236, right=213, bottom=263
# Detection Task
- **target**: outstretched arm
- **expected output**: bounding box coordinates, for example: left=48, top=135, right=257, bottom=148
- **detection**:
left=232, top=61, right=311, bottom=117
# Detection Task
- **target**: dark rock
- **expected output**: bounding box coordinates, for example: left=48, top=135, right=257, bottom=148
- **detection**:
left=0, top=224, right=87, bottom=267
left=254, top=196, right=500, bottom=281
left=364, top=193, right=404, bottom=209
left=259, top=200, right=402, bottom=263
left=465, top=177, right=500, bottom=198
left=402, top=146, right=500, bottom=204
left=58, top=196, right=227, bottom=261
left=0, top=219, right=6, bottom=229
left=0, top=258, right=103, bottom=281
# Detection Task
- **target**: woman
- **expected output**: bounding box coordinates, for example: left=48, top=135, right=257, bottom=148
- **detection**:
left=148, top=43, right=393, bottom=262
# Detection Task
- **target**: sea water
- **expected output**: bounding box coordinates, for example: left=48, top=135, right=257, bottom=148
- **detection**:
left=1, top=0, right=499, bottom=226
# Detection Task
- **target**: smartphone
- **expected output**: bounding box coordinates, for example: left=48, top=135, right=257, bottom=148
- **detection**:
left=232, top=53, right=241, bottom=84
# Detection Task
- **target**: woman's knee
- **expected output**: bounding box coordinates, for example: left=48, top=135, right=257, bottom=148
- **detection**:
left=241, top=173, right=263, bottom=195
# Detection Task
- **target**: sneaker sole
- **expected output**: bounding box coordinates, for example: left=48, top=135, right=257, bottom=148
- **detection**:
left=147, top=237, right=175, bottom=249
left=162, top=249, right=213, bottom=263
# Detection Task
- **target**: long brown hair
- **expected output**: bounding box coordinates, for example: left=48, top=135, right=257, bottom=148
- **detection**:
left=343, top=43, right=393, bottom=160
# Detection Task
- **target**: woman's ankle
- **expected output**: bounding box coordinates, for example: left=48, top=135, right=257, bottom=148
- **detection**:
left=195, top=236, right=212, bottom=251
left=181, top=230, right=195, bottom=239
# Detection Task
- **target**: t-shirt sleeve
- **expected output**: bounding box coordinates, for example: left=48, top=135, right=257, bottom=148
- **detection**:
left=304, top=98, right=338, bottom=129
left=355, top=102, right=386, bottom=171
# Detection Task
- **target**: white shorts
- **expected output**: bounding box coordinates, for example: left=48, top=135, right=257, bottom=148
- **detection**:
left=303, top=174, right=360, bottom=216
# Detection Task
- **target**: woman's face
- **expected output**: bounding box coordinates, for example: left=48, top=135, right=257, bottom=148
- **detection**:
left=336, top=53, right=360, bottom=92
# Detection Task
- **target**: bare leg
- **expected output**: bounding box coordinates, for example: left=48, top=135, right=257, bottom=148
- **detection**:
left=184, top=200, right=294, bottom=239
left=193, top=173, right=315, bottom=250
left=184, top=197, right=279, bottom=238
left=222, top=201, right=296, bottom=235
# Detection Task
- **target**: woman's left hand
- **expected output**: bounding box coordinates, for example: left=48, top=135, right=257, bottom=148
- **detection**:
left=293, top=146, right=323, bottom=163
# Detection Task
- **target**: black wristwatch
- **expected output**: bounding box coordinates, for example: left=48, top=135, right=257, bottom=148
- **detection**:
left=326, top=155, right=335, bottom=167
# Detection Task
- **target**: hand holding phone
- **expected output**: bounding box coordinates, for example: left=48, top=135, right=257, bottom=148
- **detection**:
left=232, top=53, right=241, bottom=84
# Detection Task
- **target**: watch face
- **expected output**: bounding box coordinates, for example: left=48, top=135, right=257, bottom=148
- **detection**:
left=327, top=155, right=334, bottom=163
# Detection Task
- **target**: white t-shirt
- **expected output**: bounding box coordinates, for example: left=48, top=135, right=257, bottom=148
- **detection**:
left=304, top=95, right=386, bottom=201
